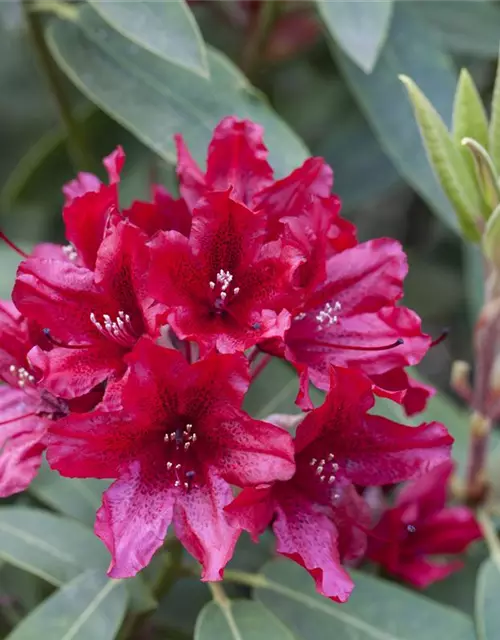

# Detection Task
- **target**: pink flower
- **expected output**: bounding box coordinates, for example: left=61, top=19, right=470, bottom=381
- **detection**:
left=46, top=338, right=295, bottom=579
left=227, top=367, right=453, bottom=601
left=368, top=461, right=482, bottom=588
left=13, top=221, right=165, bottom=398
left=0, top=303, right=51, bottom=496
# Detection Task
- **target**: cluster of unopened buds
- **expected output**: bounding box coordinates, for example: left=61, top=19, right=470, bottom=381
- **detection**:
left=0, top=117, right=482, bottom=601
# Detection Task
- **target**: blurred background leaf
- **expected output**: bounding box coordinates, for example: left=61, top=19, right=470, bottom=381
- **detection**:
left=89, top=0, right=209, bottom=76
left=5, top=570, right=127, bottom=640
left=316, top=0, right=394, bottom=74
left=254, top=559, right=476, bottom=639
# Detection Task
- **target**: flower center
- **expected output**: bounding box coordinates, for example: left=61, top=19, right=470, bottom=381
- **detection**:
left=8, top=365, right=35, bottom=389
left=89, top=311, right=138, bottom=348
left=209, top=269, right=240, bottom=309
left=62, top=244, right=78, bottom=261
left=310, top=453, right=340, bottom=486
left=163, top=422, right=198, bottom=490
left=315, top=301, right=341, bottom=328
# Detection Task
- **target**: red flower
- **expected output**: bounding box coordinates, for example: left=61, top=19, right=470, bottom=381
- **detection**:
left=13, top=221, right=164, bottom=398
left=175, top=117, right=355, bottom=250
left=261, top=239, right=431, bottom=410
left=367, top=461, right=482, bottom=588
left=371, top=369, right=436, bottom=417
left=46, top=338, right=295, bottom=579
left=148, top=189, right=300, bottom=353
left=227, top=367, right=453, bottom=601
left=62, top=147, right=125, bottom=270
left=0, top=303, right=51, bottom=496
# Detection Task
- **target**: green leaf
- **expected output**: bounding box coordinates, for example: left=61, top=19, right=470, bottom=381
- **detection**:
left=400, top=74, right=483, bottom=240
left=417, top=1, right=500, bottom=59
left=475, top=558, right=500, bottom=639
left=29, top=461, right=107, bottom=528
left=126, top=575, right=157, bottom=615
left=483, top=203, right=500, bottom=267
left=5, top=569, right=127, bottom=640
left=0, top=507, right=108, bottom=586
left=453, top=69, right=489, bottom=151
left=89, top=0, right=209, bottom=77
left=195, top=599, right=294, bottom=640
left=316, top=0, right=393, bottom=74
left=46, top=5, right=308, bottom=178
left=489, top=53, right=500, bottom=172
left=333, top=3, right=461, bottom=234
left=244, top=358, right=324, bottom=419
left=255, top=559, right=476, bottom=640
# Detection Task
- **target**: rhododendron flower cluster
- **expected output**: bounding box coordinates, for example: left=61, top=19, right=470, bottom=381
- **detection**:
left=0, top=117, right=480, bottom=601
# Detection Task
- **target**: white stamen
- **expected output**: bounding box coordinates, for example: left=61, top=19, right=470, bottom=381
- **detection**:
left=167, top=462, right=173, bottom=470
left=174, top=480, right=181, bottom=487
left=316, top=301, right=342, bottom=327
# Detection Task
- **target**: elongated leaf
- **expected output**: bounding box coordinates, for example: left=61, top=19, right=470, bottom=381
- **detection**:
left=316, top=0, right=393, bottom=73
left=6, top=570, right=127, bottom=640
left=255, top=560, right=475, bottom=640
left=453, top=69, right=489, bottom=151
left=417, top=1, right=500, bottom=58
left=475, top=558, right=500, bottom=639
left=195, top=600, right=293, bottom=640
left=0, top=508, right=108, bottom=585
left=489, top=54, right=500, bottom=172
left=89, top=0, right=208, bottom=76
left=29, top=463, right=107, bottom=527
left=46, top=5, right=308, bottom=177
left=334, top=3, right=460, bottom=234
left=400, top=75, right=483, bottom=240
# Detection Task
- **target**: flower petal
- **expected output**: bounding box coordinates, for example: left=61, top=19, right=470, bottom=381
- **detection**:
left=173, top=469, right=240, bottom=581
left=272, top=489, right=354, bottom=602
left=205, top=117, right=273, bottom=204
left=207, top=407, right=295, bottom=486
left=95, top=459, right=175, bottom=578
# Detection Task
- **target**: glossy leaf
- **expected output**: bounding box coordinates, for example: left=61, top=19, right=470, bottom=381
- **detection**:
left=89, top=0, right=209, bottom=76
left=46, top=5, right=308, bottom=177
left=417, top=1, right=500, bottom=58
left=195, top=600, right=293, bottom=640
left=475, top=558, right=500, bottom=640
left=316, top=0, right=393, bottom=73
left=453, top=69, right=489, bottom=151
left=6, top=570, right=127, bottom=640
left=255, top=559, right=476, bottom=640
left=29, top=461, right=107, bottom=528
left=0, top=508, right=108, bottom=586
left=400, top=75, right=482, bottom=241
left=333, top=3, right=460, bottom=234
